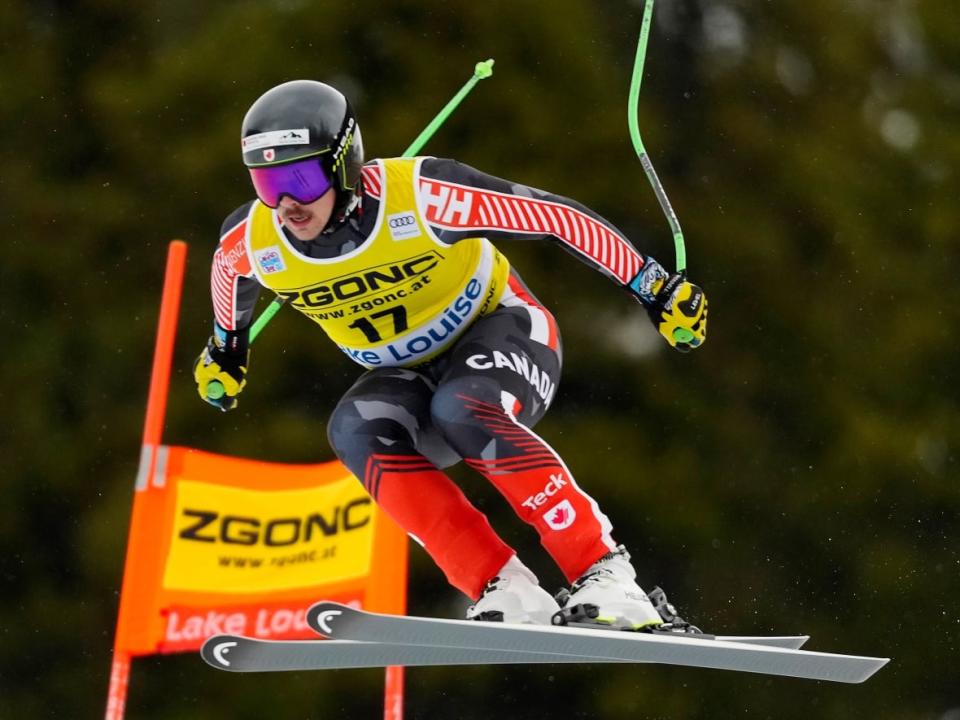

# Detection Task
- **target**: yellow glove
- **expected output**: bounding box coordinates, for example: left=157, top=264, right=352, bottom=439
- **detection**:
left=630, top=259, right=708, bottom=352
left=193, top=337, right=249, bottom=411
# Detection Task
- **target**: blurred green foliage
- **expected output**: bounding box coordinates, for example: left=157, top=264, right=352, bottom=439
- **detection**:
left=1, top=0, right=958, bottom=718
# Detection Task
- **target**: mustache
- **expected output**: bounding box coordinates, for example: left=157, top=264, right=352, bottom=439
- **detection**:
left=280, top=205, right=311, bottom=219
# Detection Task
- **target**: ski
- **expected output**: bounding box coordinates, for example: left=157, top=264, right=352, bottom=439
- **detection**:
left=200, top=629, right=808, bottom=673
left=306, top=603, right=888, bottom=683
left=200, top=621, right=811, bottom=674
left=201, top=635, right=637, bottom=672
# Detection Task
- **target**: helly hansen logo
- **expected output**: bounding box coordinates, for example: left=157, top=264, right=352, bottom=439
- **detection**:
left=421, top=180, right=474, bottom=225
left=522, top=472, right=568, bottom=511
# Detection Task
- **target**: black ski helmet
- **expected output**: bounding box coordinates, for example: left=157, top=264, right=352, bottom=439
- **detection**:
left=241, top=80, right=364, bottom=213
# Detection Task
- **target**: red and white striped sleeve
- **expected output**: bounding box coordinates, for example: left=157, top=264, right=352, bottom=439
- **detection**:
left=210, top=212, right=258, bottom=331
left=361, top=164, right=382, bottom=200
left=416, top=159, right=646, bottom=286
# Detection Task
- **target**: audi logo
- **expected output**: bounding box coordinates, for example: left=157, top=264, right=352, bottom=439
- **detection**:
left=389, top=216, right=416, bottom=228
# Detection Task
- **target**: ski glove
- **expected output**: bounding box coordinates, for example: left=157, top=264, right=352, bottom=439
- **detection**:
left=193, top=324, right=250, bottom=411
left=629, top=258, right=708, bottom=352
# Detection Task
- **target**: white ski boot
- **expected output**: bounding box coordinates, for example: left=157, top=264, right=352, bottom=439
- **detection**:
left=552, top=546, right=664, bottom=630
left=466, top=556, right=561, bottom=625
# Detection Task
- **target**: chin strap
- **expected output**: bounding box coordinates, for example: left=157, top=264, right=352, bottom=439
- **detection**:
left=321, top=186, right=363, bottom=236
left=336, top=181, right=364, bottom=220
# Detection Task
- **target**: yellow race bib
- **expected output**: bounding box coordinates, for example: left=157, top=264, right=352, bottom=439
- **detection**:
left=246, top=157, right=508, bottom=367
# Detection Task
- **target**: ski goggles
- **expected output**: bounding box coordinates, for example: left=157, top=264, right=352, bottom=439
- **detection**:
left=248, top=157, right=333, bottom=209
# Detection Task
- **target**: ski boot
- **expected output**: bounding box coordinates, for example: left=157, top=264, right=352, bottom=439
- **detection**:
left=466, top=556, right=561, bottom=625
left=552, top=546, right=662, bottom=630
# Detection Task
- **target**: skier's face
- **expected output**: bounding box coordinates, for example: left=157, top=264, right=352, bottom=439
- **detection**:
left=278, top=189, right=335, bottom=240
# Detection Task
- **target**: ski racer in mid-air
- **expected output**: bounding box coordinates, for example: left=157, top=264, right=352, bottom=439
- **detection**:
left=194, top=80, right=708, bottom=628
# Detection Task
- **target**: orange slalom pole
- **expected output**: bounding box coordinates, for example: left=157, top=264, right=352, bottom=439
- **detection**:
left=106, top=240, right=188, bottom=720
left=383, top=539, right=408, bottom=720
left=142, top=239, right=188, bottom=450
left=384, top=666, right=405, bottom=720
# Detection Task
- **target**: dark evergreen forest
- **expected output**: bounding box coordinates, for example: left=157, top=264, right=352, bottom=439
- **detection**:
left=2, top=1, right=957, bottom=717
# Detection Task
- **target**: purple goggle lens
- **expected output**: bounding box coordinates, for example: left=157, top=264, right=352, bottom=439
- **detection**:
left=248, top=158, right=333, bottom=208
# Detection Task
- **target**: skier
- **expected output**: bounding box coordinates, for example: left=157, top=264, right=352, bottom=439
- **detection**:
left=194, top=80, right=708, bottom=628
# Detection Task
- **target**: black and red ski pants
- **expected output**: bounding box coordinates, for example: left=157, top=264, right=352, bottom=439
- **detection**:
left=327, top=275, right=617, bottom=600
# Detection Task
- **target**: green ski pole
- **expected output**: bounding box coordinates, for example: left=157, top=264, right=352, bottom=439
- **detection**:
left=628, top=0, right=693, bottom=346
left=206, top=60, right=496, bottom=401
left=401, top=59, right=494, bottom=157
left=628, top=0, right=688, bottom=275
